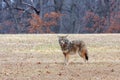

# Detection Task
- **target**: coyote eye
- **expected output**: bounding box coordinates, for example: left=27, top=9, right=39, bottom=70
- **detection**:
left=65, top=40, right=68, bottom=43
left=59, top=39, right=65, bottom=44
left=61, top=40, right=65, bottom=44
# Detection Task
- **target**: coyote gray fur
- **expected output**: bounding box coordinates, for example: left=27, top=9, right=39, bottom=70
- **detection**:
left=58, top=35, right=88, bottom=65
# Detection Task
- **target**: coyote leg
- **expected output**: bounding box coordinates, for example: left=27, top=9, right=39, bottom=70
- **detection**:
left=63, top=53, right=69, bottom=65
left=78, top=48, right=88, bottom=62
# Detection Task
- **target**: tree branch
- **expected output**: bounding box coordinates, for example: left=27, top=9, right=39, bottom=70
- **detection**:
left=3, top=0, right=10, bottom=7
left=22, top=2, right=40, bottom=15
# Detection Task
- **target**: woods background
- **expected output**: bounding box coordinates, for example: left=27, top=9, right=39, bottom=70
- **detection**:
left=0, top=0, right=120, bottom=33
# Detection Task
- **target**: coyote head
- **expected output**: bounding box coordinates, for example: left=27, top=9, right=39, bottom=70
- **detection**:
left=58, top=35, right=69, bottom=47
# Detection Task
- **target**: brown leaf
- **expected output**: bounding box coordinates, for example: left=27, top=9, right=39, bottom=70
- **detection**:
left=45, top=65, right=49, bottom=68
left=46, top=71, right=50, bottom=74
left=55, top=62, right=57, bottom=64
left=37, top=62, right=41, bottom=64
left=58, top=72, right=62, bottom=76
left=111, top=69, right=114, bottom=72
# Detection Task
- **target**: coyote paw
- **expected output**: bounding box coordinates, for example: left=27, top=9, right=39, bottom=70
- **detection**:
left=64, top=62, right=69, bottom=65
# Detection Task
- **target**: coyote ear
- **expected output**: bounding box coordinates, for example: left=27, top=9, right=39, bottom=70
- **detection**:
left=57, top=35, right=68, bottom=38
left=57, top=35, right=60, bottom=38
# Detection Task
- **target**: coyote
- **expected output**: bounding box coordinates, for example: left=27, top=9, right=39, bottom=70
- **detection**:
left=58, top=35, right=88, bottom=65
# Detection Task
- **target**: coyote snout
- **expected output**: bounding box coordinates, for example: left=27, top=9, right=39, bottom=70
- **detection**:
left=58, top=35, right=88, bottom=65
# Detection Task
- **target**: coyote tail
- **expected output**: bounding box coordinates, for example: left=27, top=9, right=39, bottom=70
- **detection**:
left=85, top=52, right=88, bottom=61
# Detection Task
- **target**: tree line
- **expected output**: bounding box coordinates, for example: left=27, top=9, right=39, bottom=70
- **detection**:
left=0, top=0, right=120, bottom=33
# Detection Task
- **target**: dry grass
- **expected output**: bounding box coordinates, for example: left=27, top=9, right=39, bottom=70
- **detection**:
left=0, top=34, right=120, bottom=80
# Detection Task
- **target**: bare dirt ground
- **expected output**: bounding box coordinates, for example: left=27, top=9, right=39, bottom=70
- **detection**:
left=0, top=34, right=120, bottom=80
